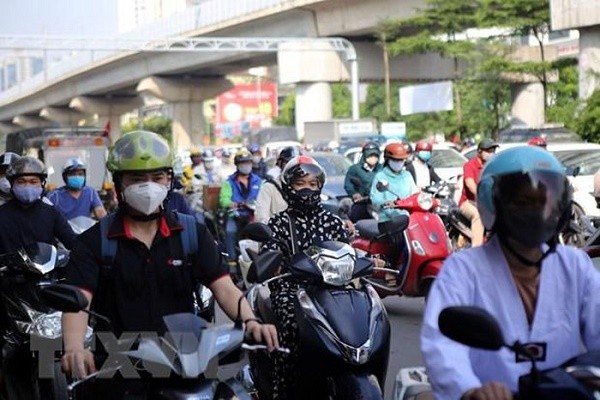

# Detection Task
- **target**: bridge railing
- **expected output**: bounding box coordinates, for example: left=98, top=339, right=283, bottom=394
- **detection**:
left=0, top=0, right=301, bottom=102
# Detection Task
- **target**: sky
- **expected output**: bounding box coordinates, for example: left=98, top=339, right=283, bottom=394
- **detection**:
left=0, top=0, right=119, bottom=36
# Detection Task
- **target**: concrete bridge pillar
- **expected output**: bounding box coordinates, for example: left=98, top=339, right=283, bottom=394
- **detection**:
left=278, top=40, right=350, bottom=141
left=137, top=76, right=233, bottom=152
left=579, top=26, right=600, bottom=99
left=0, top=122, right=21, bottom=135
left=12, top=115, right=49, bottom=129
left=69, top=96, right=143, bottom=142
left=40, top=107, right=85, bottom=126
left=510, top=82, right=545, bottom=127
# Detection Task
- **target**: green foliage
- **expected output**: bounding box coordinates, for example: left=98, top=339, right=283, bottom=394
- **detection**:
left=547, top=59, right=580, bottom=130
left=332, top=84, right=352, bottom=118
left=576, top=89, right=600, bottom=142
left=122, top=115, right=172, bottom=143
left=273, top=92, right=295, bottom=126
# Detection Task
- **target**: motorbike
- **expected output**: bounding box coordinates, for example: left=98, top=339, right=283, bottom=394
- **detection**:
left=440, top=306, right=600, bottom=399
left=242, top=222, right=391, bottom=400
left=68, top=216, right=97, bottom=235
left=0, top=242, right=90, bottom=400
left=351, top=181, right=451, bottom=298
left=424, top=182, right=473, bottom=251
left=39, top=283, right=284, bottom=400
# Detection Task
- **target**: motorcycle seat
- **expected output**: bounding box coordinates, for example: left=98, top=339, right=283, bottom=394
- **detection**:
left=356, top=216, right=409, bottom=240
left=355, top=219, right=381, bottom=239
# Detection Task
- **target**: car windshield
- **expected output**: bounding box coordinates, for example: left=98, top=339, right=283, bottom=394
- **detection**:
left=429, top=148, right=467, bottom=168
left=311, top=154, right=352, bottom=177
left=499, top=127, right=581, bottom=143
left=552, top=149, right=600, bottom=176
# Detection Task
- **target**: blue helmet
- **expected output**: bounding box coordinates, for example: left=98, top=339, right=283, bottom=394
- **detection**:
left=477, top=146, right=570, bottom=245
left=248, top=144, right=261, bottom=154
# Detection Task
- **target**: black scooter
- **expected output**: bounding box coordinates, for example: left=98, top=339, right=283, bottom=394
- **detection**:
left=0, top=242, right=75, bottom=400
left=243, top=222, right=391, bottom=400
left=440, top=306, right=600, bottom=399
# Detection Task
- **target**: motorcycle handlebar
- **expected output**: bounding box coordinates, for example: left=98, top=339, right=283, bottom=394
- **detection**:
left=242, top=343, right=290, bottom=354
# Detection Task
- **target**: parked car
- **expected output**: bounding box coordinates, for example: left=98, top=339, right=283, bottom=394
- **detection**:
left=498, top=124, right=582, bottom=143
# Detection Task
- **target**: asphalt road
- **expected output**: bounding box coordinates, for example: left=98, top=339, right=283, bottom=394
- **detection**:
left=382, top=296, right=426, bottom=400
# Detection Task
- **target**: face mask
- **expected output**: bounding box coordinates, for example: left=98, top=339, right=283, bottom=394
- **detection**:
left=123, top=181, right=169, bottom=215
left=0, top=177, right=10, bottom=194
left=204, top=161, right=214, bottom=171
left=417, top=151, right=432, bottom=162
left=287, top=187, right=321, bottom=211
left=388, top=160, right=405, bottom=172
left=501, top=208, right=559, bottom=247
left=66, top=176, right=85, bottom=190
left=252, top=156, right=261, bottom=164
left=12, top=185, right=43, bottom=204
left=238, top=165, right=252, bottom=175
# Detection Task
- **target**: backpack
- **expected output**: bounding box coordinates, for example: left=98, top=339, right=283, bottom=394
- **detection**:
left=99, top=211, right=198, bottom=266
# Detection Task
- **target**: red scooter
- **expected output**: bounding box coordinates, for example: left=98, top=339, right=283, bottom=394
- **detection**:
left=351, top=181, right=450, bottom=298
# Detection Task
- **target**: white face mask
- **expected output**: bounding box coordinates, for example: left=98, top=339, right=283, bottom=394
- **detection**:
left=123, top=181, right=169, bottom=215
left=0, top=177, right=10, bottom=194
left=388, top=160, right=405, bottom=172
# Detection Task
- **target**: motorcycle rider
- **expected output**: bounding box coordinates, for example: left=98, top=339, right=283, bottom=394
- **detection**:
left=0, top=152, right=20, bottom=206
left=0, top=156, right=76, bottom=255
left=261, top=154, right=350, bottom=399
left=344, top=141, right=382, bottom=222
left=370, top=142, right=419, bottom=224
left=459, top=138, right=498, bottom=247
left=249, top=143, right=267, bottom=178
left=219, top=149, right=263, bottom=263
left=47, top=158, right=108, bottom=220
left=421, top=145, right=600, bottom=400
left=199, top=149, right=222, bottom=185
left=189, top=147, right=204, bottom=187
left=405, top=140, right=441, bottom=189
left=255, top=146, right=299, bottom=224
left=61, top=131, right=278, bottom=396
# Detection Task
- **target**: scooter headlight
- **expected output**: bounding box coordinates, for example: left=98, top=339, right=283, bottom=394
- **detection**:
left=417, top=192, right=434, bottom=211
left=307, top=242, right=356, bottom=286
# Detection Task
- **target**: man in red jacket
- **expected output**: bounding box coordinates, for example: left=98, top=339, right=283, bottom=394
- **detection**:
left=459, top=138, right=498, bottom=246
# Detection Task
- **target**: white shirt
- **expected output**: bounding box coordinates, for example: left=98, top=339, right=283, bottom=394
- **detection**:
left=421, top=235, right=600, bottom=399
left=412, top=159, right=431, bottom=188
left=255, top=176, right=288, bottom=224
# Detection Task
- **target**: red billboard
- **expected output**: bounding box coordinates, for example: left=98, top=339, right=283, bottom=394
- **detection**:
left=215, top=82, right=278, bottom=139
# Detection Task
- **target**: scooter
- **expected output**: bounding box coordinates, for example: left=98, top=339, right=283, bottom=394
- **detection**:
left=352, top=181, right=450, bottom=298
left=242, top=222, right=391, bottom=399
left=0, top=242, right=91, bottom=400
left=39, top=283, right=285, bottom=400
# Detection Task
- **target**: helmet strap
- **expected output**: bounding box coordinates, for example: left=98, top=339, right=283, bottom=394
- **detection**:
left=498, top=234, right=552, bottom=268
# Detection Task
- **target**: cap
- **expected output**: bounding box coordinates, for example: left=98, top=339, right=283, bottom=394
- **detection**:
left=478, top=138, right=499, bottom=150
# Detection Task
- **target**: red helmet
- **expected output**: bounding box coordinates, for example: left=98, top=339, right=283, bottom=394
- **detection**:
left=415, top=140, right=433, bottom=152
left=528, top=136, right=547, bottom=148
left=383, top=143, right=408, bottom=160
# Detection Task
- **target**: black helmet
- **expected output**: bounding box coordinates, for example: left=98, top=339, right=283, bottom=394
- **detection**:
left=0, top=152, right=21, bottom=172
left=277, top=146, right=300, bottom=168
left=6, top=156, right=47, bottom=183
left=362, top=141, right=380, bottom=158
left=234, top=149, right=253, bottom=165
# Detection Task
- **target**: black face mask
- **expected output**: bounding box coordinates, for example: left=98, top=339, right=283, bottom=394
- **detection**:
left=501, top=208, right=559, bottom=247
left=286, top=188, right=321, bottom=211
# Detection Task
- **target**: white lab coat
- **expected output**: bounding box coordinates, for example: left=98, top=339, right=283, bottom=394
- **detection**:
left=255, top=176, right=288, bottom=224
left=421, top=235, right=600, bottom=399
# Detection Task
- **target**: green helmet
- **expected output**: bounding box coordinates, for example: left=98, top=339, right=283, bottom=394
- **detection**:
left=107, top=130, right=173, bottom=173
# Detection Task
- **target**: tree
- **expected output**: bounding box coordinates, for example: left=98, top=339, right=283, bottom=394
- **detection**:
left=122, top=115, right=172, bottom=143
left=273, top=92, right=295, bottom=126
left=576, top=89, right=600, bottom=142
left=478, top=0, right=553, bottom=112
left=547, top=58, right=580, bottom=130
left=380, top=0, right=481, bottom=128
left=331, top=84, right=352, bottom=118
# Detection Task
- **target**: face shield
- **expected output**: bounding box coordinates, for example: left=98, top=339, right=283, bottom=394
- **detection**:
left=495, top=170, right=569, bottom=246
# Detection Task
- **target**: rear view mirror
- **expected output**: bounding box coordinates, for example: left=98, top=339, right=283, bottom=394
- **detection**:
left=376, top=180, right=389, bottom=192
left=40, top=284, right=89, bottom=312
left=438, top=306, right=505, bottom=351
left=242, top=223, right=273, bottom=243
left=247, top=250, right=282, bottom=284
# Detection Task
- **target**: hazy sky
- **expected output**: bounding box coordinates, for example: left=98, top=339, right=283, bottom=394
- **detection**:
left=0, top=0, right=118, bottom=36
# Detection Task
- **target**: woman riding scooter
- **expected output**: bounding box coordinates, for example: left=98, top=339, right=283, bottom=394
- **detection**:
left=262, top=155, right=350, bottom=399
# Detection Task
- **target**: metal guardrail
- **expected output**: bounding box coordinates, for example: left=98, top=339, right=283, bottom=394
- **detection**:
left=0, top=0, right=302, bottom=102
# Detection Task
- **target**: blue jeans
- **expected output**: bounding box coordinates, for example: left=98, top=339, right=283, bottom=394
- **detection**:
left=225, top=218, right=238, bottom=262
